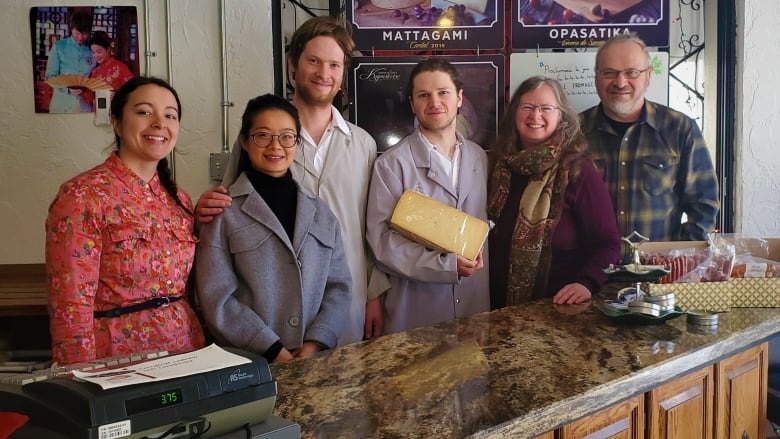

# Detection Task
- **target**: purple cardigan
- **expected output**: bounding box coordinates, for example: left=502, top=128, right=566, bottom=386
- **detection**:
left=489, top=159, right=621, bottom=306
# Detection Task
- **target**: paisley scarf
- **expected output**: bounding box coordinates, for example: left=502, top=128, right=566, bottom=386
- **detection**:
left=487, top=142, right=571, bottom=305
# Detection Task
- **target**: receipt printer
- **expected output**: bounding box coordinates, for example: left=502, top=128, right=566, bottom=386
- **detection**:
left=0, top=348, right=299, bottom=438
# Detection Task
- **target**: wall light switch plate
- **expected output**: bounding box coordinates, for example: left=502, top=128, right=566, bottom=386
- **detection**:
left=209, top=152, right=231, bottom=181
left=95, top=90, right=111, bottom=126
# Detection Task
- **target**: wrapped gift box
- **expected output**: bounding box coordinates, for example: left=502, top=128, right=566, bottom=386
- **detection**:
left=644, top=281, right=732, bottom=312
left=639, top=241, right=732, bottom=312
left=731, top=278, right=780, bottom=307
left=639, top=237, right=780, bottom=309
left=640, top=240, right=731, bottom=311
left=729, top=237, right=780, bottom=307
left=390, top=190, right=489, bottom=261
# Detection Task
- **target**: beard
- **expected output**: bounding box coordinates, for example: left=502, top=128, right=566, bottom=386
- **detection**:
left=601, top=84, right=647, bottom=118
left=603, top=98, right=641, bottom=117
left=295, top=80, right=339, bottom=108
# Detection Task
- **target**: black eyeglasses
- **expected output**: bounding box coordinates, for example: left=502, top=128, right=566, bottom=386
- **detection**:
left=596, top=67, right=651, bottom=79
left=248, top=132, right=299, bottom=149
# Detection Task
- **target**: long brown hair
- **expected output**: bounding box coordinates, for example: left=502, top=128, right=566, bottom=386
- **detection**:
left=488, top=76, right=587, bottom=183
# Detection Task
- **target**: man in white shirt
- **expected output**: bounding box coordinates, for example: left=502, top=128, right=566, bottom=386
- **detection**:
left=365, top=58, right=490, bottom=333
left=196, top=16, right=389, bottom=345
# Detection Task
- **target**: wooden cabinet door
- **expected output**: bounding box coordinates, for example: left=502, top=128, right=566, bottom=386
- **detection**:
left=646, top=365, right=714, bottom=439
left=558, top=395, right=644, bottom=439
left=714, top=342, right=768, bottom=439
left=533, top=433, right=554, bottom=439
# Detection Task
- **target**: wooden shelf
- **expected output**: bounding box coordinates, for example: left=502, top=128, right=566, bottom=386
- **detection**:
left=0, top=264, right=47, bottom=316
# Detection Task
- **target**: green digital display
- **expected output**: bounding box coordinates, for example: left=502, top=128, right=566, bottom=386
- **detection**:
left=125, top=388, right=183, bottom=415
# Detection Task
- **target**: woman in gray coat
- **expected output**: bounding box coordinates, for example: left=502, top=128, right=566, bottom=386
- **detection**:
left=195, top=94, right=352, bottom=363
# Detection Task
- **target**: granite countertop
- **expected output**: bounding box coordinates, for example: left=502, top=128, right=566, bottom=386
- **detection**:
left=270, top=299, right=780, bottom=439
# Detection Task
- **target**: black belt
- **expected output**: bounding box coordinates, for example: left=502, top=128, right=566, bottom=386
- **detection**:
left=94, top=296, right=183, bottom=318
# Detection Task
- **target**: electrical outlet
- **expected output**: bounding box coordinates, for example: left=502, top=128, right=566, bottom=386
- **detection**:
left=95, top=90, right=111, bottom=126
left=209, top=152, right=231, bottom=182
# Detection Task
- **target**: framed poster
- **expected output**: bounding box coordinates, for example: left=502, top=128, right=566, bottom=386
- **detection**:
left=509, top=51, right=669, bottom=111
left=347, top=0, right=505, bottom=51
left=349, top=55, right=505, bottom=151
left=30, top=6, right=140, bottom=114
left=511, top=0, right=669, bottom=49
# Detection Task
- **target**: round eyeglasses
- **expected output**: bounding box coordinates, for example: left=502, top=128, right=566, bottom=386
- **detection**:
left=518, top=104, right=559, bottom=114
left=596, top=67, right=651, bottom=80
left=248, top=132, right=299, bottom=149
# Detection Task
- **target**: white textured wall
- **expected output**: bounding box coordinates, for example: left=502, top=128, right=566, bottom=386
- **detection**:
left=737, top=1, right=780, bottom=236
left=3, top=1, right=779, bottom=263
left=0, top=0, right=274, bottom=264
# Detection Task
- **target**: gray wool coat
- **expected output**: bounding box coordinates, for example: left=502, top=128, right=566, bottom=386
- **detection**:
left=195, top=173, right=352, bottom=355
left=221, top=117, right=391, bottom=345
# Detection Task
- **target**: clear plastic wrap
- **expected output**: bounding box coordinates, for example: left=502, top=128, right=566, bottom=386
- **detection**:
left=639, top=233, right=736, bottom=283
left=390, top=190, right=489, bottom=261
left=673, top=234, right=735, bottom=282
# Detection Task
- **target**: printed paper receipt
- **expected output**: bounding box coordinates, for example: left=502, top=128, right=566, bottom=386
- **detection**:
left=71, top=344, right=251, bottom=389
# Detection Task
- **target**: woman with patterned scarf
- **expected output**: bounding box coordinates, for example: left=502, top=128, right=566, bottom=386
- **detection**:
left=487, top=76, right=621, bottom=308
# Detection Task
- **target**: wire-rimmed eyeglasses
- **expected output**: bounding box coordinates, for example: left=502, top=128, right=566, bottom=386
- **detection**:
left=248, top=132, right=299, bottom=149
left=596, top=67, right=651, bottom=80
left=518, top=104, right=559, bottom=114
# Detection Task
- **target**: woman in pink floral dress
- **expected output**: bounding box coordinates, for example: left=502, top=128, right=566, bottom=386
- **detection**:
left=83, top=31, right=134, bottom=108
left=45, top=76, right=205, bottom=365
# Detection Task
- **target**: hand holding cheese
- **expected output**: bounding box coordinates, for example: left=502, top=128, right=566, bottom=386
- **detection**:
left=457, top=251, right=484, bottom=278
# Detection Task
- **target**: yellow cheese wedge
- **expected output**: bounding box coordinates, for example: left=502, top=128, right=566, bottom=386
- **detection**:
left=390, top=190, right=489, bottom=260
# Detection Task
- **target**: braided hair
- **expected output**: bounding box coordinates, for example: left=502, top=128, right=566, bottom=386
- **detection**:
left=110, top=76, right=191, bottom=215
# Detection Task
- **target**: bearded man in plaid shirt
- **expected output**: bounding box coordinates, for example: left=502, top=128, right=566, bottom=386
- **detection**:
left=581, top=33, right=719, bottom=256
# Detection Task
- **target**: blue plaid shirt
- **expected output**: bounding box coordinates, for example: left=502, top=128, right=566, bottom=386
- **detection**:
left=580, top=101, right=719, bottom=243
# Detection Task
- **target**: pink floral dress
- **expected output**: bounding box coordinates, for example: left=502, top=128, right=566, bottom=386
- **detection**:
left=46, top=153, right=205, bottom=365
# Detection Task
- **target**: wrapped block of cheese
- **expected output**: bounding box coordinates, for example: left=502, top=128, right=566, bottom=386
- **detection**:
left=390, top=190, right=489, bottom=261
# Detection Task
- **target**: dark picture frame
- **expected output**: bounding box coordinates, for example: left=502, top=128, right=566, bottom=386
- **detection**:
left=30, top=6, right=139, bottom=114
left=349, top=55, right=505, bottom=152
left=511, top=0, right=669, bottom=49
left=347, top=0, right=505, bottom=51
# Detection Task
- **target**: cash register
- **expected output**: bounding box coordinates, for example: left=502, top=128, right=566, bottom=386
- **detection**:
left=0, top=348, right=300, bottom=439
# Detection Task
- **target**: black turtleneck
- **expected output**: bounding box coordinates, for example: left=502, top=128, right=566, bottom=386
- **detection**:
left=245, top=168, right=297, bottom=240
